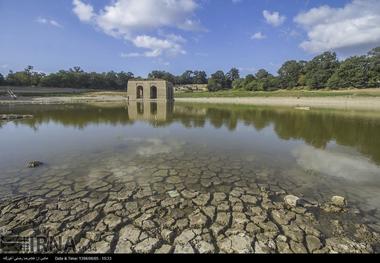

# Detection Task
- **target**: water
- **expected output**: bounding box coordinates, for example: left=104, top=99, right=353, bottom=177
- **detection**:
left=1, top=101, right=380, bottom=252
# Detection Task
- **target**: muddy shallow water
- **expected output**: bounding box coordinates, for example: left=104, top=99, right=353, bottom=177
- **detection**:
left=0, top=102, right=380, bottom=253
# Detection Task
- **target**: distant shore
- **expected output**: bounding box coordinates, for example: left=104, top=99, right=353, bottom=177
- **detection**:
left=1, top=90, right=380, bottom=110
left=176, top=97, right=380, bottom=110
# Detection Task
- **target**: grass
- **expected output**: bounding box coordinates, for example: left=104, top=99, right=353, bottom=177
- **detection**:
left=175, top=88, right=380, bottom=98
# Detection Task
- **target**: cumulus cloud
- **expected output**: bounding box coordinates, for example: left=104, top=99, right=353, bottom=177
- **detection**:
left=36, top=17, right=63, bottom=28
left=251, top=32, right=266, bottom=40
left=263, top=10, right=286, bottom=27
left=294, top=0, right=380, bottom=54
left=72, top=0, right=202, bottom=58
left=72, top=0, right=94, bottom=22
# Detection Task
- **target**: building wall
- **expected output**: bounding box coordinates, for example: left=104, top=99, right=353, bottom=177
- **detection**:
left=127, top=80, right=174, bottom=101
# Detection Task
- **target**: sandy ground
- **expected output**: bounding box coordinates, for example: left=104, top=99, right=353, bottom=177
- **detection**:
left=1, top=95, right=380, bottom=110
left=176, top=97, right=380, bottom=110
left=0, top=95, right=128, bottom=105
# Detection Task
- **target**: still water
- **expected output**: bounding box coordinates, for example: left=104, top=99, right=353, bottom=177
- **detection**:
left=1, top=102, right=380, bottom=232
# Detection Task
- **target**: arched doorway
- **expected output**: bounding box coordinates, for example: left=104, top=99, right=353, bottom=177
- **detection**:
left=150, top=86, right=157, bottom=99
left=137, top=86, right=144, bottom=99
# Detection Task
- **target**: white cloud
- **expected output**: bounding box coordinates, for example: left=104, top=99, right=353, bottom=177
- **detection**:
left=72, top=0, right=201, bottom=58
left=263, top=10, right=286, bottom=27
left=294, top=0, right=380, bottom=54
left=251, top=32, right=266, bottom=40
left=72, top=0, right=94, bottom=22
left=36, top=17, right=63, bottom=28
left=131, top=35, right=186, bottom=57
left=232, top=0, right=242, bottom=4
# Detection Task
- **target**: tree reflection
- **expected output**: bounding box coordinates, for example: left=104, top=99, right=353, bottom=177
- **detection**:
left=1, top=102, right=380, bottom=164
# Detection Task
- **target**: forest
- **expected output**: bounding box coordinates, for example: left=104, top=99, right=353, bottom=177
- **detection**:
left=0, top=46, right=379, bottom=91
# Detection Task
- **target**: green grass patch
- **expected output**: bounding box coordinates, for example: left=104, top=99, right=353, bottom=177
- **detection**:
left=175, top=89, right=380, bottom=98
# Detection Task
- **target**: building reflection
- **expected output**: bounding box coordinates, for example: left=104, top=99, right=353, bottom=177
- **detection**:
left=127, top=101, right=173, bottom=122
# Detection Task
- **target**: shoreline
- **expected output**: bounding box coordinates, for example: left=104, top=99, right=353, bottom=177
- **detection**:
left=1, top=95, right=380, bottom=111
left=176, top=97, right=380, bottom=110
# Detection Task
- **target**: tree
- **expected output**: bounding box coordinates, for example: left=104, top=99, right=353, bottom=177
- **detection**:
left=178, top=70, right=194, bottom=84
left=0, top=73, right=4, bottom=86
left=193, top=71, right=207, bottom=84
left=207, top=70, right=226, bottom=91
left=327, top=56, right=369, bottom=89
left=255, top=69, right=270, bottom=80
left=278, top=60, right=304, bottom=89
left=148, top=70, right=175, bottom=83
left=226, top=68, right=240, bottom=89
left=368, top=46, right=380, bottom=87
left=232, top=78, right=244, bottom=89
left=304, top=51, right=339, bottom=89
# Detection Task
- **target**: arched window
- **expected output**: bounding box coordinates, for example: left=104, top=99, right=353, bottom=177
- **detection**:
left=150, top=86, right=157, bottom=99
left=137, top=86, right=144, bottom=99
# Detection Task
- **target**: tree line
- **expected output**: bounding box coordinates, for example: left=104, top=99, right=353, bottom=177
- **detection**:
left=0, top=67, right=209, bottom=90
left=230, top=47, right=380, bottom=91
left=0, top=46, right=379, bottom=90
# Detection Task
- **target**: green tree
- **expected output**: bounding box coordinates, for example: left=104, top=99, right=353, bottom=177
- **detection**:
left=304, top=51, right=339, bottom=89
left=207, top=70, right=226, bottom=91
left=148, top=70, right=175, bottom=83
left=193, top=71, right=208, bottom=84
left=255, top=69, right=270, bottom=80
left=368, top=46, right=380, bottom=87
left=226, top=68, right=240, bottom=89
left=278, top=60, right=304, bottom=89
left=179, top=70, right=194, bottom=84
left=327, top=56, right=369, bottom=89
left=0, top=73, right=4, bottom=86
left=232, top=78, right=244, bottom=89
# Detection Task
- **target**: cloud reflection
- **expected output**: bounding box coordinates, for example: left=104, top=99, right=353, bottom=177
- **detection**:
left=126, top=138, right=185, bottom=157
left=292, top=145, right=380, bottom=182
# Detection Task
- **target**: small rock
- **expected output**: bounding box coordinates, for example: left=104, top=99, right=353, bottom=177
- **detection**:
left=189, top=212, right=208, bottom=228
left=155, top=244, right=172, bottom=254
left=194, top=240, right=215, bottom=253
left=218, top=234, right=254, bottom=253
left=284, top=195, right=300, bottom=207
left=193, top=193, right=211, bottom=206
left=27, top=161, right=43, bottom=168
left=167, top=190, right=180, bottom=198
left=331, top=196, right=347, bottom=208
left=133, top=238, right=160, bottom=253
left=306, top=235, right=322, bottom=252
left=175, top=229, right=196, bottom=245
left=174, top=243, right=195, bottom=254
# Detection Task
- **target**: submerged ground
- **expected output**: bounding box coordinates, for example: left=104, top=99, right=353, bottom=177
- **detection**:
left=0, top=102, right=380, bottom=253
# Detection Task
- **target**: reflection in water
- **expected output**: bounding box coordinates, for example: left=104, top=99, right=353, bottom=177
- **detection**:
left=125, top=137, right=185, bottom=157
left=2, top=102, right=380, bottom=230
left=293, top=145, right=380, bottom=182
left=2, top=102, right=380, bottom=164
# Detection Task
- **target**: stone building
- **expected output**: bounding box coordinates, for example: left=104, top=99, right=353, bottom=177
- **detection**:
left=127, top=80, right=174, bottom=101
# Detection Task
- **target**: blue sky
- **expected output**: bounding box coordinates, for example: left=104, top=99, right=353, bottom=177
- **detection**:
left=1, top=0, right=379, bottom=77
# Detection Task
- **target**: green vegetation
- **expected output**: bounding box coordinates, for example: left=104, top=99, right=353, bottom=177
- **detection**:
left=1, top=46, right=379, bottom=91
left=224, top=47, right=380, bottom=92
left=176, top=89, right=380, bottom=98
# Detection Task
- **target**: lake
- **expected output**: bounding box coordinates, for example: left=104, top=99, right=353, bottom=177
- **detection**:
left=1, top=102, right=380, bottom=253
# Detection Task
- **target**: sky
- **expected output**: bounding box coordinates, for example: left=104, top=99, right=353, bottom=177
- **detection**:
left=1, top=0, right=380, bottom=77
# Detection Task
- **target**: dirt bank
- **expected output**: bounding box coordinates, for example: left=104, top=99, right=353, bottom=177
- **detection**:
left=2, top=95, right=380, bottom=111
left=176, top=97, right=380, bottom=110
